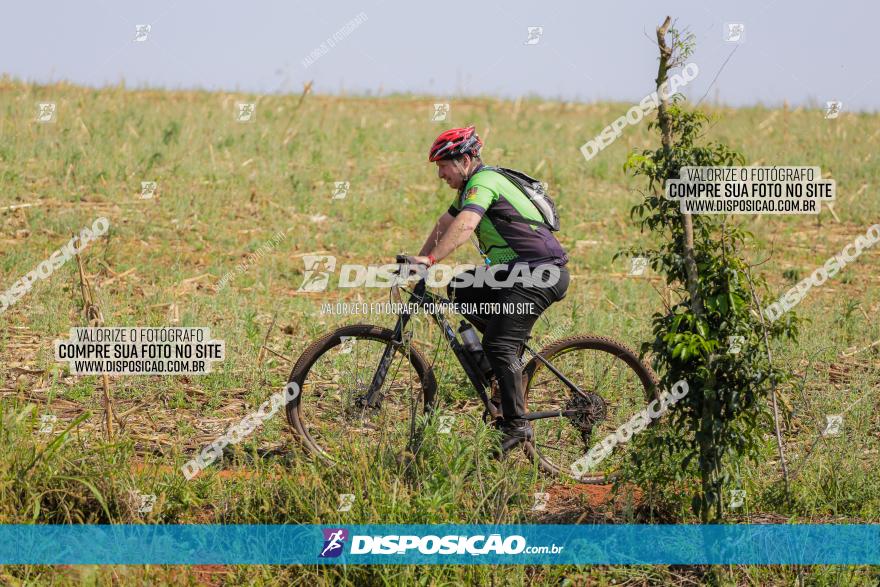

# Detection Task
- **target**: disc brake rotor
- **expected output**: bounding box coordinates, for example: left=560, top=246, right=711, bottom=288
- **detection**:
left=346, top=385, right=382, bottom=418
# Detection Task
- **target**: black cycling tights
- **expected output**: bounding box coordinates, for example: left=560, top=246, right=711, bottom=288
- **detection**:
left=446, top=265, right=570, bottom=423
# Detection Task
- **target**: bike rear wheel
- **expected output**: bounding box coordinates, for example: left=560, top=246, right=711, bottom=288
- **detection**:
left=286, top=324, right=437, bottom=465
left=521, top=335, right=659, bottom=483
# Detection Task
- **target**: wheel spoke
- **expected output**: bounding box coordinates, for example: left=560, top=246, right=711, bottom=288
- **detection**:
left=525, top=338, right=655, bottom=481
left=290, top=330, right=428, bottom=464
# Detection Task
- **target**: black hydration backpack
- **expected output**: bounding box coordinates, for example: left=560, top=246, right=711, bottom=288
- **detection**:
left=480, top=166, right=560, bottom=232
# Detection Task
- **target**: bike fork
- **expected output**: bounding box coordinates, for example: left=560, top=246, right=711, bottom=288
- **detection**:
left=359, top=305, right=416, bottom=410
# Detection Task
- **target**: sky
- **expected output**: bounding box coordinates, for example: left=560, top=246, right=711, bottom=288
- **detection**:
left=3, top=0, right=877, bottom=111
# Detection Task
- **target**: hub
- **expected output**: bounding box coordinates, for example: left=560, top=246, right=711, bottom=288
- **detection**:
left=564, top=392, right=607, bottom=432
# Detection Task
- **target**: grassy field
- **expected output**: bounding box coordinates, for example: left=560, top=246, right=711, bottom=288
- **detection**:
left=1, top=74, right=880, bottom=585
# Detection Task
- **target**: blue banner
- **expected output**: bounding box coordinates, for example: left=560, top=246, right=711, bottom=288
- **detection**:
left=1, top=524, right=878, bottom=565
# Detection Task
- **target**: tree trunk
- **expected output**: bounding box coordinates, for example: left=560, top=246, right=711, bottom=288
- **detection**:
left=655, top=16, right=704, bottom=320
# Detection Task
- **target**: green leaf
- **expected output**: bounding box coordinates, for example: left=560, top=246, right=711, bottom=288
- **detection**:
left=672, top=342, right=685, bottom=358
left=696, top=320, right=709, bottom=337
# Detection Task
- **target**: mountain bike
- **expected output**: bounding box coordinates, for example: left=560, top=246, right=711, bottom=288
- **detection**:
left=286, top=255, right=660, bottom=483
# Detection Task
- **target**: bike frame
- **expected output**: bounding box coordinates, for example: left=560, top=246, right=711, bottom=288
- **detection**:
left=362, top=269, right=589, bottom=423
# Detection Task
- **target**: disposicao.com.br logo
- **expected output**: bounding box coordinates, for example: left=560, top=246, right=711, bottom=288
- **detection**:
left=320, top=528, right=349, bottom=558
left=298, top=255, right=561, bottom=291
left=318, top=528, right=563, bottom=557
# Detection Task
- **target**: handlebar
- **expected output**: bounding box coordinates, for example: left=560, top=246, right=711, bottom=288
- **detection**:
left=390, top=254, right=433, bottom=303
left=396, top=254, right=429, bottom=266
left=392, top=254, right=429, bottom=286
left=395, top=254, right=429, bottom=272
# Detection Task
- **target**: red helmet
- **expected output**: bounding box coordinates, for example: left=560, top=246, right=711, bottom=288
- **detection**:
left=428, top=126, right=483, bottom=162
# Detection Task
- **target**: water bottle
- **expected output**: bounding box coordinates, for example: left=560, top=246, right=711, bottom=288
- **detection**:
left=458, top=321, right=494, bottom=380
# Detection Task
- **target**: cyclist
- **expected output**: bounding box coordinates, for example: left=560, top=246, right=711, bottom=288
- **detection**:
left=409, top=125, right=570, bottom=452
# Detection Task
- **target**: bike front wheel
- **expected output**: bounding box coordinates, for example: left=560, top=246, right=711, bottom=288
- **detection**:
left=286, top=324, right=437, bottom=466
